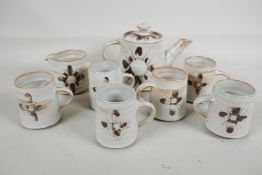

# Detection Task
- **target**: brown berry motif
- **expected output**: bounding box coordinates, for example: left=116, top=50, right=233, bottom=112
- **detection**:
left=219, top=107, right=247, bottom=133
left=188, top=73, right=207, bottom=95
left=18, top=93, right=50, bottom=121
left=159, top=90, right=182, bottom=116
left=122, top=47, right=155, bottom=87
left=101, top=109, right=128, bottom=139
left=58, top=65, right=85, bottom=94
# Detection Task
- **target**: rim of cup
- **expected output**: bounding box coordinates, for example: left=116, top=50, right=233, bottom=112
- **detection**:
left=89, top=60, right=120, bottom=74
left=185, top=56, right=217, bottom=69
left=152, top=66, right=187, bottom=82
left=14, top=71, right=54, bottom=89
left=214, top=79, right=256, bottom=98
left=96, top=84, right=136, bottom=104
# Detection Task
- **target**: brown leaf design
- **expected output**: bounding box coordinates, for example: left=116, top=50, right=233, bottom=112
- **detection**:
left=219, top=111, right=228, bottom=117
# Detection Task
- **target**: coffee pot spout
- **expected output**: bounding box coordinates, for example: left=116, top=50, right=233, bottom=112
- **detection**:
left=165, top=38, right=192, bottom=65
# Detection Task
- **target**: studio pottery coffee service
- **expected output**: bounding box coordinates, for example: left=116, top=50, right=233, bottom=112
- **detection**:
left=13, top=23, right=256, bottom=148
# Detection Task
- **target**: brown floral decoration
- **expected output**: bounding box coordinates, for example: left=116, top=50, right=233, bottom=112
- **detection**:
left=188, top=73, right=207, bottom=94
left=122, top=47, right=154, bottom=86
left=58, top=65, right=85, bottom=94
left=19, top=93, right=49, bottom=121
left=160, top=90, right=182, bottom=116
left=219, top=107, right=247, bottom=133
left=101, top=109, right=128, bottom=137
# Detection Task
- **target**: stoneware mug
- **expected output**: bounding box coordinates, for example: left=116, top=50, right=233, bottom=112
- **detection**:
left=88, top=60, right=135, bottom=110
left=46, top=50, right=91, bottom=95
left=95, top=84, right=156, bottom=148
left=193, top=79, right=256, bottom=138
left=137, top=67, right=188, bottom=121
left=184, top=56, right=230, bottom=103
left=14, top=71, right=73, bottom=129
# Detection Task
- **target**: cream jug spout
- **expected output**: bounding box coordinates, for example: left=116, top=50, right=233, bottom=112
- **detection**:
left=165, top=38, right=192, bottom=65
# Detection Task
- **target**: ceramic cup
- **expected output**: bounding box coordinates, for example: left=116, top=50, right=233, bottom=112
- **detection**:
left=14, top=71, right=73, bottom=129
left=88, top=60, right=135, bottom=110
left=137, top=67, right=187, bottom=121
left=46, top=50, right=91, bottom=95
left=193, top=79, right=256, bottom=138
left=184, top=56, right=230, bottom=103
left=95, top=84, right=156, bottom=148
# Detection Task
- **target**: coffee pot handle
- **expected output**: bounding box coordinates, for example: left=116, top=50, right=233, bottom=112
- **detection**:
left=193, top=94, right=214, bottom=119
left=101, top=39, right=121, bottom=60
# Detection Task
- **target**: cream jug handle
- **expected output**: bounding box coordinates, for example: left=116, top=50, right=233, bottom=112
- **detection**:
left=101, top=39, right=121, bottom=60
left=193, top=94, right=214, bottom=119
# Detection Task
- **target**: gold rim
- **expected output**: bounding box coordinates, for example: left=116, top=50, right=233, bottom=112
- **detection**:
left=47, top=50, right=87, bottom=62
left=14, top=71, right=54, bottom=89
left=89, top=60, right=120, bottom=74
left=152, top=66, right=187, bottom=82
left=185, top=56, right=216, bottom=69
left=214, top=79, right=256, bottom=98
left=96, top=84, right=136, bottom=104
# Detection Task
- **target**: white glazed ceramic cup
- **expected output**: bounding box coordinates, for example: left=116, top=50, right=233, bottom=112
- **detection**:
left=88, top=60, right=135, bottom=110
left=137, top=67, right=188, bottom=121
left=184, top=56, right=230, bottom=103
left=14, top=71, right=73, bottom=129
left=95, top=84, right=156, bottom=148
left=193, top=79, right=256, bottom=138
left=46, top=50, right=91, bottom=95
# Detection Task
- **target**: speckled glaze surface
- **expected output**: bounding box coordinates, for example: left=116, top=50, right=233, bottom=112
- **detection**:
left=184, top=56, right=230, bottom=103
left=95, top=84, right=156, bottom=148
left=14, top=71, right=73, bottom=129
left=137, top=67, right=188, bottom=121
left=46, top=50, right=90, bottom=95
left=102, top=23, right=191, bottom=88
left=88, top=60, right=134, bottom=110
left=193, top=79, right=256, bottom=138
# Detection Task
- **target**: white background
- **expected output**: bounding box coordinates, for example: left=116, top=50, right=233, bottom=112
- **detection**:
left=1, top=0, right=262, bottom=37
left=0, top=0, right=262, bottom=175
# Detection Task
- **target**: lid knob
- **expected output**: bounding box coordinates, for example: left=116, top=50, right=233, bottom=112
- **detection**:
left=136, top=23, right=151, bottom=36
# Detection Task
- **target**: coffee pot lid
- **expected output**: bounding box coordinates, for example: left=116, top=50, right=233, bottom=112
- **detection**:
left=122, top=23, right=162, bottom=43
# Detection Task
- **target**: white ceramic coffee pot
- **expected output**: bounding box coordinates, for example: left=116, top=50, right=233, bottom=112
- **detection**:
left=102, top=23, right=192, bottom=87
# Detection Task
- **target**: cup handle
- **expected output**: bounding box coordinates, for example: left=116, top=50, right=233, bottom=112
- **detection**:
left=122, top=73, right=135, bottom=87
left=56, top=87, right=74, bottom=112
left=137, top=99, right=156, bottom=127
left=193, top=94, right=214, bottom=119
left=101, top=39, right=121, bottom=60
left=136, top=82, right=155, bottom=100
left=215, top=70, right=231, bottom=79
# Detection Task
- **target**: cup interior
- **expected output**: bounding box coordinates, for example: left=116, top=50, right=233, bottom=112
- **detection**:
left=15, top=71, right=53, bottom=89
left=153, top=67, right=187, bottom=81
left=186, top=56, right=216, bottom=68
left=97, top=84, right=134, bottom=103
left=215, top=79, right=255, bottom=97
left=90, top=60, right=119, bottom=73
left=51, top=50, right=86, bottom=62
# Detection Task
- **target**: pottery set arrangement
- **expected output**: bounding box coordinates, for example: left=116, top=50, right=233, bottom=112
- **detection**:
left=14, top=23, right=256, bottom=148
